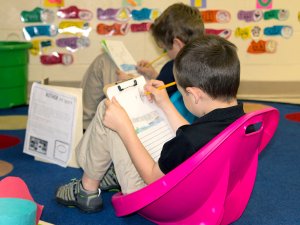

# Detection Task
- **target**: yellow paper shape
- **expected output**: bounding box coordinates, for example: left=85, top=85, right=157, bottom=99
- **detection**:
left=150, top=9, right=161, bottom=21
left=44, top=0, right=64, bottom=7
left=235, top=26, right=252, bottom=40
left=194, top=0, right=203, bottom=7
left=117, top=8, right=130, bottom=21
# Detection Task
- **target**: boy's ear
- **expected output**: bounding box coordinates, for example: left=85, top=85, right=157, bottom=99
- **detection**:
left=173, top=38, right=185, bottom=49
left=186, top=87, right=203, bottom=104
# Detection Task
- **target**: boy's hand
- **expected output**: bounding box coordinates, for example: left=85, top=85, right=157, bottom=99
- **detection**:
left=116, top=70, right=133, bottom=81
left=144, top=80, right=172, bottom=109
left=103, top=97, right=133, bottom=134
left=116, top=70, right=138, bottom=81
left=136, top=60, right=158, bottom=79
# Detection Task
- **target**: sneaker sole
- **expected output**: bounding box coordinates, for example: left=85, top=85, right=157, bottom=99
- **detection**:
left=100, top=185, right=121, bottom=192
left=56, top=197, right=103, bottom=213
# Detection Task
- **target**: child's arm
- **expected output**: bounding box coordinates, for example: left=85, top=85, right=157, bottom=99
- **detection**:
left=144, top=80, right=189, bottom=131
left=103, top=97, right=164, bottom=184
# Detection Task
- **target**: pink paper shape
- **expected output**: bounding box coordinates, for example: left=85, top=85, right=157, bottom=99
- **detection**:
left=256, top=0, right=272, bottom=9
left=0, top=176, right=44, bottom=225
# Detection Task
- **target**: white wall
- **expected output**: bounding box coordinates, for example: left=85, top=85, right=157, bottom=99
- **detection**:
left=1, top=0, right=300, bottom=102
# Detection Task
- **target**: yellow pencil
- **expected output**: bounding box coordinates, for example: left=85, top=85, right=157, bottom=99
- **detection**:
left=146, top=52, right=167, bottom=67
left=145, top=81, right=176, bottom=95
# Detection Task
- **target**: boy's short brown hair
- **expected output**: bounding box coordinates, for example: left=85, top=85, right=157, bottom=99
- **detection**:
left=150, top=3, right=205, bottom=50
left=174, top=35, right=240, bottom=102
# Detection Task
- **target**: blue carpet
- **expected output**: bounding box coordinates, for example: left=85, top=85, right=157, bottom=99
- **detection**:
left=1, top=101, right=300, bottom=225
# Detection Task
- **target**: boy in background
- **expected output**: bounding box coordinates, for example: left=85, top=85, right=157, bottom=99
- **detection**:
left=81, top=3, right=204, bottom=130
left=56, top=35, right=244, bottom=213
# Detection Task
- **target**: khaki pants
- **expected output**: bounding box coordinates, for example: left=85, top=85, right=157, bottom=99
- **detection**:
left=76, top=100, right=147, bottom=194
left=80, top=53, right=118, bottom=130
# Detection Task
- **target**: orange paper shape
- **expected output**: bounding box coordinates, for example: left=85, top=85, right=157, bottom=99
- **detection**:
left=247, top=40, right=277, bottom=54
left=97, top=23, right=129, bottom=35
left=127, top=0, right=138, bottom=6
left=200, top=10, right=231, bottom=23
left=0, top=176, right=44, bottom=225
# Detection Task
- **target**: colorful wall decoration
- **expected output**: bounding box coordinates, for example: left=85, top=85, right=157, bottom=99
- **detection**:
left=256, top=0, right=272, bottom=9
left=20, top=4, right=93, bottom=65
left=17, top=0, right=300, bottom=66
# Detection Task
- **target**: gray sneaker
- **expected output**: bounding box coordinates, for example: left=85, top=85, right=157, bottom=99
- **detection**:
left=56, top=179, right=103, bottom=213
left=100, top=164, right=121, bottom=192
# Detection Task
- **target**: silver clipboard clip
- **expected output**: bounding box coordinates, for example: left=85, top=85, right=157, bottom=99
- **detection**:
left=117, top=79, right=138, bottom=91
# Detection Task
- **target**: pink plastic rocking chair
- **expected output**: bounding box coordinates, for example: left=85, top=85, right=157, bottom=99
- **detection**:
left=111, top=107, right=279, bottom=225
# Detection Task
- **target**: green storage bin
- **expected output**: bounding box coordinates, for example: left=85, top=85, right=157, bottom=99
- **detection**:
left=0, top=41, right=32, bottom=109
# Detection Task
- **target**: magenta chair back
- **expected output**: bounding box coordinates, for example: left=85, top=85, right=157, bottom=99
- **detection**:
left=112, top=107, right=279, bottom=225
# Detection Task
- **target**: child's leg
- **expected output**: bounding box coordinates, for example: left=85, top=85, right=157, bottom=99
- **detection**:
left=56, top=99, right=146, bottom=212
left=80, top=53, right=118, bottom=129
left=77, top=100, right=146, bottom=194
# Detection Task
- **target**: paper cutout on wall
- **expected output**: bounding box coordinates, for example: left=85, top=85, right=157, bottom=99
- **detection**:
left=122, top=0, right=143, bottom=7
left=58, top=21, right=91, bottom=36
left=0, top=176, right=44, bottom=225
left=23, top=25, right=58, bottom=40
left=40, top=52, right=73, bottom=65
left=200, top=10, right=231, bottom=23
left=237, top=9, right=263, bottom=22
left=97, top=8, right=131, bottom=22
left=30, top=39, right=53, bottom=55
left=247, top=40, right=277, bottom=54
left=251, top=26, right=263, bottom=39
left=21, top=7, right=54, bottom=23
left=264, top=9, right=289, bottom=20
left=205, top=29, right=231, bottom=39
left=264, top=25, right=293, bottom=39
left=127, top=0, right=138, bottom=6
left=131, top=8, right=160, bottom=21
left=56, top=36, right=90, bottom=51
left=235, top=26, right=262, bottom=40
left=130, top=22, right=152, bottom=32
left=256, top=0, right=272, bottom=9
left=57, top=5, right=93, bottom=21
left=97, top=23, right=129, bottom=36
left=44, top=0, right=64, bottom=7
left=191, top=0, right=207, bottom=8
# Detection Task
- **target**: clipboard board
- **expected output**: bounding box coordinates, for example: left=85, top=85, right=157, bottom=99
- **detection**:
left=101, top=39, right=139, bottom=75
left=103, top=76, right=175, bottom=161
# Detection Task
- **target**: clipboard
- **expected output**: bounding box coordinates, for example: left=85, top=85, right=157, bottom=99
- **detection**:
left=101, top=39, right=139, bottom=75
left=103, top=76, right=175, bottom=161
